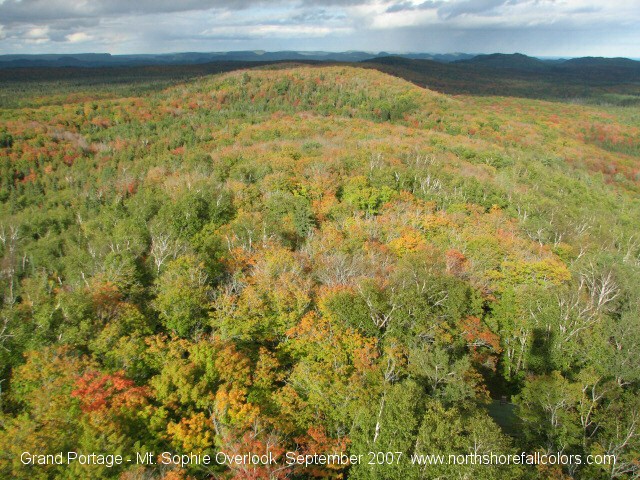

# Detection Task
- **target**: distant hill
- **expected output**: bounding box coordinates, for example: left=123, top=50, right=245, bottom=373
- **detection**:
left=402, top=52, right=476, bottom=62
left=1, top=51, right=638, bottom=71
left=363, top=56, right=445, bottom=68
left=454, top=53, right=551, bottom=70
left=561, top=56, right=640, bottom=68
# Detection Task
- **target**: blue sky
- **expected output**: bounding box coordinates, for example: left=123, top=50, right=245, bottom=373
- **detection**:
left=0, top=0, right=638, bottom=57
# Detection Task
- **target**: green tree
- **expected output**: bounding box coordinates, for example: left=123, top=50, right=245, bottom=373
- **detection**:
left=154, top=255, right=211, bottom=337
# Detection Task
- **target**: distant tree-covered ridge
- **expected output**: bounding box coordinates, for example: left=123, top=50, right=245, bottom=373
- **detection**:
left=0, top=66, right=638, bottom=479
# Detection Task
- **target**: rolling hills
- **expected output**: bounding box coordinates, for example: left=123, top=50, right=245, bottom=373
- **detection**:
left=0, top=65, right=639, bottom=479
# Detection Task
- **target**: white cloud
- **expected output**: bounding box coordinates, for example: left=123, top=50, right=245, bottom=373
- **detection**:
left=366, top=0, right=640, bottom=29
left=370, top=8, right=440, bottom=29
left=24, top=26, right=50, bottom=39
left=65, top=31, right=91, bottom=43
left=202, top=24, right=351, bottom=38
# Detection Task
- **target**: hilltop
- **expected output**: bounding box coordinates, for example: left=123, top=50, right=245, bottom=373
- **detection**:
left=2, top=52, right=639, bottom=109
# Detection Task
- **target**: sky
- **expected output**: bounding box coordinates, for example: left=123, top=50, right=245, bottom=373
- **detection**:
left=0, top=0, right=638, bottom=57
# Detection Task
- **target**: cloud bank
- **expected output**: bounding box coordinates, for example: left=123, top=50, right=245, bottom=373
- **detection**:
left=0, top=0, right=638, bottom=56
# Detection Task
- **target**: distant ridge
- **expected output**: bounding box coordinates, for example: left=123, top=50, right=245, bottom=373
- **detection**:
left=0, top=51, right=375, bottom=68
left=0, top=51, right=478, bottom=68
left=561, top=56, right=640, bottom=68
left=0, top=51, right=638, bottom=71
left=454, top=53, right=550, bottom=70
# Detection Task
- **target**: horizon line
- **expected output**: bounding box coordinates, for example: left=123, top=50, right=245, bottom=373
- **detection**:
left=1, top=50, right=640, bottom=61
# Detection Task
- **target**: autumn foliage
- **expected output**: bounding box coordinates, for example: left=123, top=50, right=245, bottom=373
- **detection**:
left=0, top=66, right=638, bottom=480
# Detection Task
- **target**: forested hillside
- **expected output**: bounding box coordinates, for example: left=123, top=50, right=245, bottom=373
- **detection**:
left=0, top=66, right=639, bottom=479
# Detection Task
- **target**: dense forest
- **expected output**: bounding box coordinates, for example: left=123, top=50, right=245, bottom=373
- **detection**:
left=0, top=64, right=639, bottom=479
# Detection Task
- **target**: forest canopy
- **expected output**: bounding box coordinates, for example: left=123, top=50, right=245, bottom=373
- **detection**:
left=0, top=65, right=639, bottom=479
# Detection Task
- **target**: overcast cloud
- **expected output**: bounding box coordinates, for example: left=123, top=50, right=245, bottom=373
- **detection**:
left=0, top=0, right=638, bottom=56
